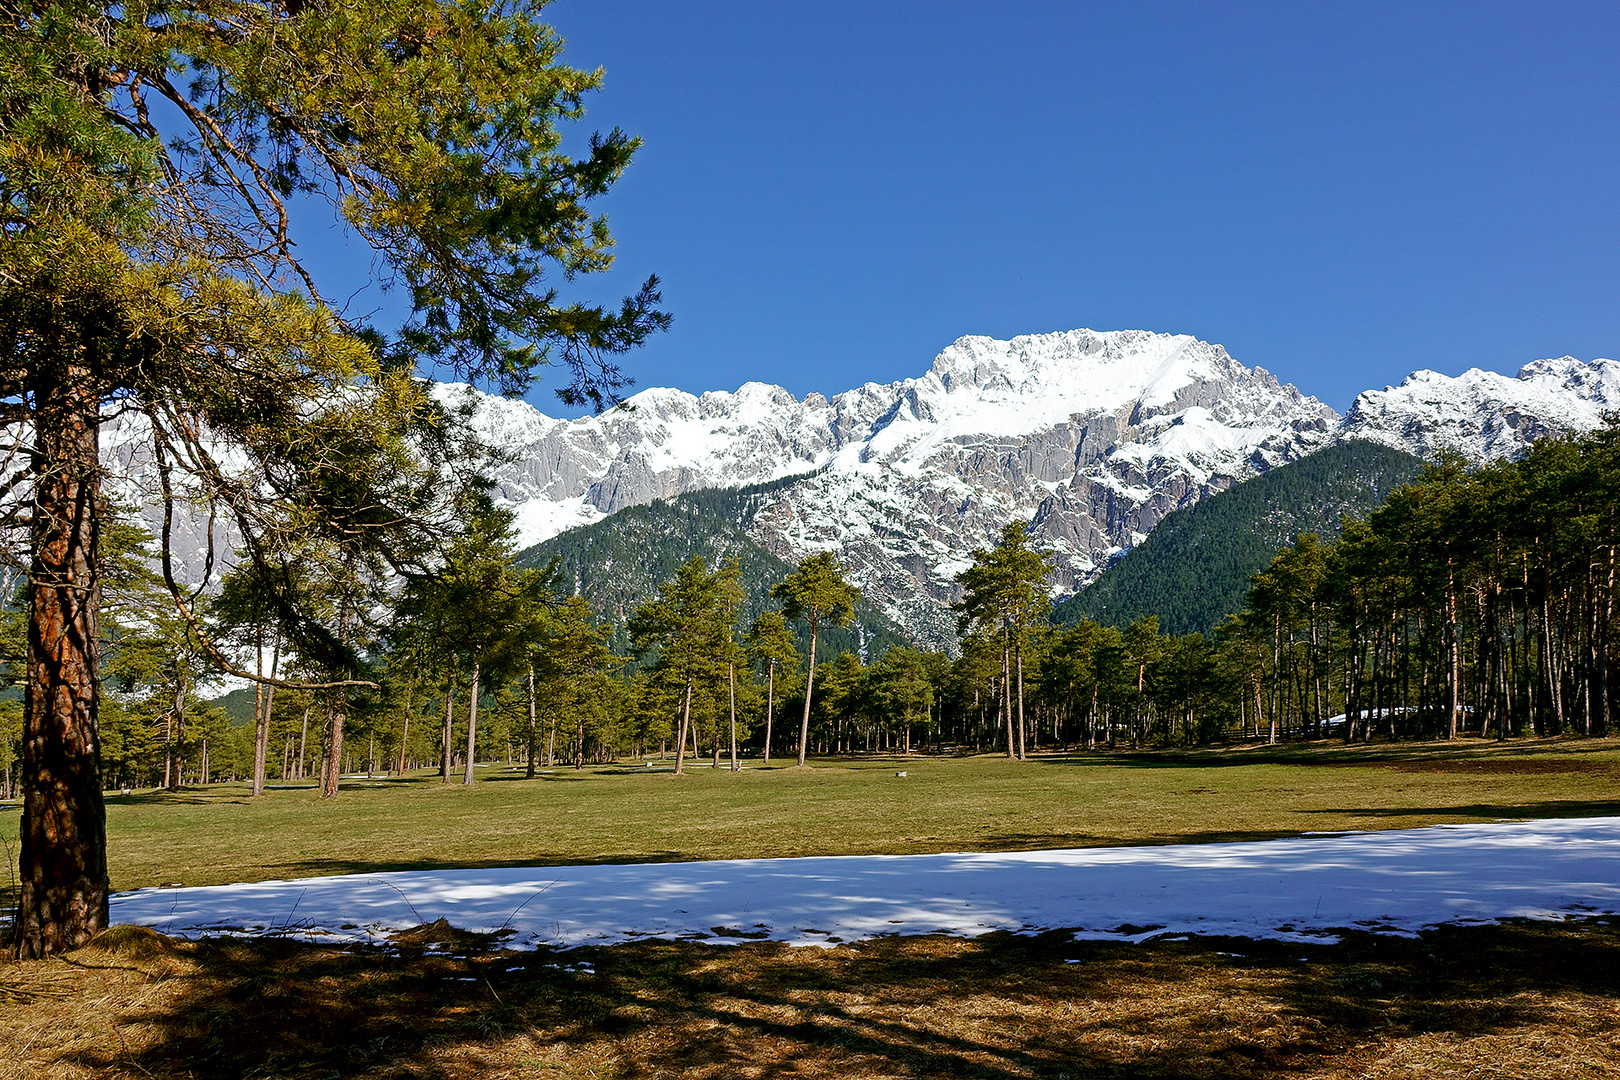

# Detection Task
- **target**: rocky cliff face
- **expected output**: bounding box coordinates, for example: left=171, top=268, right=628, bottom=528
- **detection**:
left=117, top=328, right=1617, bottom=648
left=457, top=329, right=1342, bottom=646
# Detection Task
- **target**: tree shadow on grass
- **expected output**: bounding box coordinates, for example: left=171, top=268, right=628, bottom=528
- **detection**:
left=27, top=917, right=1620, bottom=1079
left=253, top=850, right=714, bottom=879
left=1304, top=800, right=1620, bottom=821
left=975, top=829, right=1312, bottom=851
left=1028, top=737, right=1620, bottom=772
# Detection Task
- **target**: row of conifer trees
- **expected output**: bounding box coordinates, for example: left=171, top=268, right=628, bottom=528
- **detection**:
left=19, top=423, right=1616, bottom=794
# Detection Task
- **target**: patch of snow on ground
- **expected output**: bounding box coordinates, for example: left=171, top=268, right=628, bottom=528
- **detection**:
left=110, top=817, right=1620, bottom=949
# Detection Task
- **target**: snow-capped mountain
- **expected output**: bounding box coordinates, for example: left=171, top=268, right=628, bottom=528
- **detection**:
left=106, top=327, right=1616, bottom=647
left=456, top=329, right=1340, bottom=644
left=1340, top=356, right=1619, bottom=460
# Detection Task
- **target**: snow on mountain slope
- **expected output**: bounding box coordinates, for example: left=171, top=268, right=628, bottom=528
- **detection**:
left=110, top=328, right=1615, bottom=647
left=461, top=329, right=1340, bottom=645
left=1340, top=356, right=1619, bottom=460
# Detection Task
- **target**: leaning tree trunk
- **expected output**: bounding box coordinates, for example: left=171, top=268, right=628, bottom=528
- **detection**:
left=394, top=673, right=414, bottom=776
left=763, top=660, right=775, bottom=765
left=798, top=622, right=819, bottom=767
left=675, top=676, right=693, bottom=776
left=17, top=364, right=109, bottom=957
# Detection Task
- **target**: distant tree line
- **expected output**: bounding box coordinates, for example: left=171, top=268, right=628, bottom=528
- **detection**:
left=4, top=424, right=1613, bottom=811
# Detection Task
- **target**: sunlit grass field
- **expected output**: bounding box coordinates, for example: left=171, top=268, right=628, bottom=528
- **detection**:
left=45, top=735, right=1620, bottom=893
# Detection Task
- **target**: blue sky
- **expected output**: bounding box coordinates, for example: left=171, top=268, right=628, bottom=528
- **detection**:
left=311, top=2, right=1620, bottom=415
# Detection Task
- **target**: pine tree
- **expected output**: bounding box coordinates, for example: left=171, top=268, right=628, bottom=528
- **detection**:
left=773, top=553, right=860, bottom=767
left=2, top=2, right=667, bottom=954
left=745, top=610, right=799, bottom=764
left=629, top=556, right=736, bottom=776
left=954, top=522, right=1053, bottom=760
left=535, top=595, right=623, bottom=769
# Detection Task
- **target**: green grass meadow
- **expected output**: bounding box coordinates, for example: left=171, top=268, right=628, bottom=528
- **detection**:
left=45, top=736, right=1620, bottom=894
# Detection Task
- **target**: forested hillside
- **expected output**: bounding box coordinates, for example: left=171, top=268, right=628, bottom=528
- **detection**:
left=1053, top=440, right=1425, bottom=634
left=515, top=474, right=911, bottom=662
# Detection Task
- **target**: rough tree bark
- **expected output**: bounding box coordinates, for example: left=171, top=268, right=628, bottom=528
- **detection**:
left=17, top=362, right=109, bottom=958
left=321, top=690, right=345, bottom=799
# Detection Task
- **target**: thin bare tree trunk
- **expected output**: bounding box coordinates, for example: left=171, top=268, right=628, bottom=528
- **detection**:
left=252, top=632, right=279, bottom=797
left=320, top=599, right=354, bottom=800
left=1002, top=636, right=1015, bottom=759
left=394, top=673, right=414, bottom=776
left=798, top=624, right=819, bottom=767
left=440, top=681, right=455, bottom=783
left=675, top=677, right=693, bottom=776
left=729, top=661, right=738, bottom=772
left=763, top=660, right=775, bottom=765
left=1015, top=643, right=1027, bottom=760
left=296, top=703, right=311, bottom=780
left=166, top=674, right=186, bottom=791
left=463, top=660, right=481, bottom=785
left=251, top=638, right=266, bottom=796
left=575, top=682, right=587, bottom=771
left=525, top=661, right=537, bottom=779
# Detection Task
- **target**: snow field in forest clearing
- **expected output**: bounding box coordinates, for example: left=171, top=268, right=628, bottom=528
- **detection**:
left=112, top=816, right=1620, bottom=950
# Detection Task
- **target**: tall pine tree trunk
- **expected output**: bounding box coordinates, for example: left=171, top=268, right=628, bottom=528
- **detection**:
left=729, top=661, right=738, bottom=772
left=251, top=642, right=266, bottom=795
left=1015, top=641, right=1027, bottom=760
left=321, top=691, right=345, bottom=799
left=798, top=623, right=819, bottom=767
left=17, top=363, right=108, bottom=957
left=296, top=702, right=311, bottom=780
left=525, top=661, right=537, bottom=779
left=321, top=604, right=352, bottom=799
left=394, top=673, right=414, bottom=776
left=440, top=680, right=455, bottom=783
left=1001, top=635, right=1014, bottom=759
left=251, top=631, right=279, bottom=797
left=675, top=676, right=693, bottom=776
left=463, top=660, right=481, bottom=784
left=763, top=660, right=775, bottom=765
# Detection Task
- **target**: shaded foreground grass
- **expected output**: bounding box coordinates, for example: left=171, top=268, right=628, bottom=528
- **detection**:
left=2, top=917, right=1616, bottom=1078
left=71, top=736, right=1620, bottom=893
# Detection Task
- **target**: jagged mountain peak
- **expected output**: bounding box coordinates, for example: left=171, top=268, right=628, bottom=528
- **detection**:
left=1340, top=354, right=1617, bottom=460
left=150, top=330, right=1615, bottom=649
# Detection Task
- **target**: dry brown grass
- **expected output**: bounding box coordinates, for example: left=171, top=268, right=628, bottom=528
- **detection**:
left=1, top=917, right=1615, bottom=1079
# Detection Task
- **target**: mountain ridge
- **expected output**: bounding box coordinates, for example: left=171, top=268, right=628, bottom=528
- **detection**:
left=452, top=328, right=1614, bottom=645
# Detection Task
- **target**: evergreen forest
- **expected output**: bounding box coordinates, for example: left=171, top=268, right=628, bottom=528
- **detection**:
left=1053, top=440, right=1424, bottom=634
